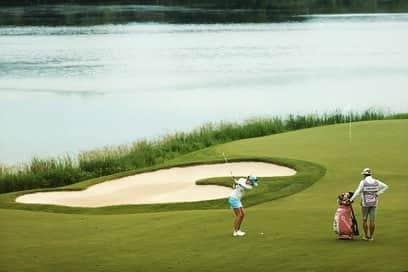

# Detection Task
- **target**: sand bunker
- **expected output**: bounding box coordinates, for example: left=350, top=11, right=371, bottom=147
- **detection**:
left=16, top=162, right=296, bottom=207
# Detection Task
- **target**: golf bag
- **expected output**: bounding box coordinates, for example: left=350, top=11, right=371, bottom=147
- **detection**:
left=333, top=192, right=359, bottom=239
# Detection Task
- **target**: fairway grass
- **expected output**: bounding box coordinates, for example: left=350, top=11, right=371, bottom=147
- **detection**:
left=1, top=120, right=407, bottom=272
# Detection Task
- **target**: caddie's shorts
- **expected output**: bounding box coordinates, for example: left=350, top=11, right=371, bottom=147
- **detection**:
left=228, top=197, right=243, bottom=209
left=362, top=206, right=376, bottom=221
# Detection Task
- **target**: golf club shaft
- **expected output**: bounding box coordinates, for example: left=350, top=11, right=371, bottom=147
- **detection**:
left=222, top=153, right=235, bottom=186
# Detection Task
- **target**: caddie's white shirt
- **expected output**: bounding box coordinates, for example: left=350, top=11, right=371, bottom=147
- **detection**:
left=349, top=176, right=389, bottom=203
left=230, top=178, right=252, bottom=200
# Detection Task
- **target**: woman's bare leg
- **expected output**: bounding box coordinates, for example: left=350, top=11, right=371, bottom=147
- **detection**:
left=233, top=208, right=244, bottom=231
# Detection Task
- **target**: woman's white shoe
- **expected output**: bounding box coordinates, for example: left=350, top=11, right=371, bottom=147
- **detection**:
left=233, top=230, right=246, bottom=237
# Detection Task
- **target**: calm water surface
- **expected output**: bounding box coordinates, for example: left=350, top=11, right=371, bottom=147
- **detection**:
left=1, top=13, right=408, bottom=164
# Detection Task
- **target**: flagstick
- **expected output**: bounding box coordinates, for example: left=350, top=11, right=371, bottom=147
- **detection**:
left=349, top=115, right=352, bottom=144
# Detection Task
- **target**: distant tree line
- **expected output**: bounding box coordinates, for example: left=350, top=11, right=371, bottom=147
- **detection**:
left=0, top=5, right=307, bottom=26
left=1, top=0, right=407, bottom=26
left=1, top=0, right=408, bottom=13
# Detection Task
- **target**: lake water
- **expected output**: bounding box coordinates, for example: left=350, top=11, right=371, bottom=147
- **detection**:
left=1, top=12, right=408, bottom=164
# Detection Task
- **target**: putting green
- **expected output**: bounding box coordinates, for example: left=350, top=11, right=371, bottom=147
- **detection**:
left=0, top=119, right=407, bottom=272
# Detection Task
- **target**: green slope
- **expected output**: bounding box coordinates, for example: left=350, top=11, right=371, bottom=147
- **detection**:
left=218, top=119, right=407, bottom=208
left=1, top=120, right=407, bottom=272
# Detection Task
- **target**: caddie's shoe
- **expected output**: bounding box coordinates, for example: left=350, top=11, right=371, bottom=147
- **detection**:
left=233, top=231, right=239, bottom=237
left=236, top=230, right=246, bottom=236
left=368, top=237, right=374, bottom=241
left=362, top=236, right=369, bottom=241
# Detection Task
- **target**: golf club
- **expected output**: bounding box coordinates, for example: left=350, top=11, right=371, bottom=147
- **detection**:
left=222, top=152, right=235, bottom=187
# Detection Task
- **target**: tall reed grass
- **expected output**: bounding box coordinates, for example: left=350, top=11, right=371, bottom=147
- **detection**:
left=0, top=109, right=405, bottom=193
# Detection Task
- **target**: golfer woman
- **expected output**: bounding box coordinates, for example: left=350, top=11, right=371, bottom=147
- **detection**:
left=228, top=175, right=258, bottom=237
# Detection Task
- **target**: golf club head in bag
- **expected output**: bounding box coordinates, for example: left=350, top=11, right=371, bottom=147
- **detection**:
left=337, top=191, right=355, bottom=205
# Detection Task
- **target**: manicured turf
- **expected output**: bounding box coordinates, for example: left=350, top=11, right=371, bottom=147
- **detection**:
left=1, top=120, right=407, bottom=272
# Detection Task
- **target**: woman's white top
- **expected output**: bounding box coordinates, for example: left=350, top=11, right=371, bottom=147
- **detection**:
left=230, top=178, right=253, bottom=200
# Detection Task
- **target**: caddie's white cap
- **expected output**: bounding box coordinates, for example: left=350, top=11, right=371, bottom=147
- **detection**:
left=361, top=168, right=371, bottom=175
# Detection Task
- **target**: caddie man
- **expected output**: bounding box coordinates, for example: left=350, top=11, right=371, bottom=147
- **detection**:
left=349, top=168, right=389, bottom=241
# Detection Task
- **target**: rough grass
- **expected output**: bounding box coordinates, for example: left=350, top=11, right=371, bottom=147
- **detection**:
left=0, top=109, right=402, bottom=194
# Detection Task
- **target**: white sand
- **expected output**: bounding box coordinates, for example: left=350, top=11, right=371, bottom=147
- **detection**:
left=16, top=162, right=296, bottom=207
